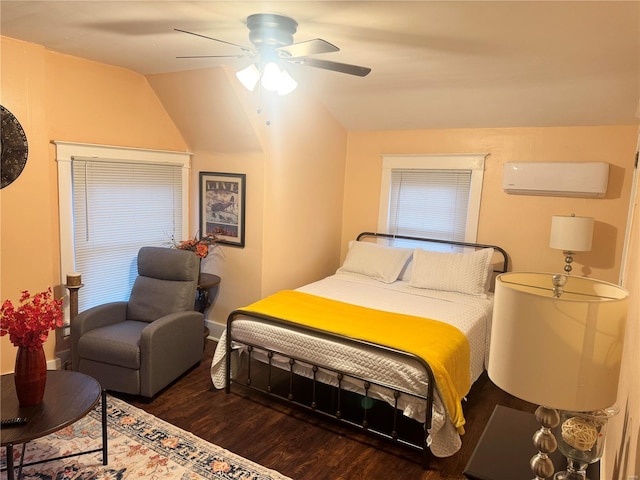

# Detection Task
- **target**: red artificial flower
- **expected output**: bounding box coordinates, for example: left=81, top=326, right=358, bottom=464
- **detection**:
left=0, top=288, right=63, bottom=350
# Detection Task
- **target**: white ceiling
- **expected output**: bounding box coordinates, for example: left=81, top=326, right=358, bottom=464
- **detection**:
left=2, top=1, right=639, bottom=131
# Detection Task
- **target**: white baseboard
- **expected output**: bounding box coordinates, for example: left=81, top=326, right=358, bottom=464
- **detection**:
left=205, top=319, right=224, bottom=342
left=54, top=349, right=71, bottom=370
left=47, top=357, right=62, bottom=370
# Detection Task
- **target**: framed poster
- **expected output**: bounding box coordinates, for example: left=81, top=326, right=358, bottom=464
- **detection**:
left=199, top=172, right=246, bottom=247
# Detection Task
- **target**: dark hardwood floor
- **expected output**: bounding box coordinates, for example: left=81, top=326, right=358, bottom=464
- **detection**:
left=118, top=340, right=536, bottom=480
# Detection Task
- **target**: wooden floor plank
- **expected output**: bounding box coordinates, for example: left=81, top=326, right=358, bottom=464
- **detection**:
left=117, top=340, right=535, bottom=480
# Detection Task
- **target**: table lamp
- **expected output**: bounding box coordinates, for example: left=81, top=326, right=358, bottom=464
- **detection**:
left=488, top=272, right=628, bottom=480
left=550, top=215, right=594, bottom=274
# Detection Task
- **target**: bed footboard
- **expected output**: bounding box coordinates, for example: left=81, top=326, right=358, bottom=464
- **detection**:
left=225, top=311, right=436, bottom=469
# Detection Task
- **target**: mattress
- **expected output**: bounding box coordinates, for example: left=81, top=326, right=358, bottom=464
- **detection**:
left=210, top=272, right=494, bottom=457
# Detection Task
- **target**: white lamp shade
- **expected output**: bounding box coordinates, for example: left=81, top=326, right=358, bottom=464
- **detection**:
left=236, top=64, right=260, bottom=91
left=261, top=62, right=282, bottom=92
left=276, top=68, right=297, bottom=96
left=488, top=272, right=628, bottom=411
left=550, top=215, right=594, bottom=252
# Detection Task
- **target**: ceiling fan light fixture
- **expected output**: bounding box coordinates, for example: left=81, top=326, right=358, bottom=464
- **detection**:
left=179, top=13, right=371, bottom=94
left=236, top=64, right=260, bottom=91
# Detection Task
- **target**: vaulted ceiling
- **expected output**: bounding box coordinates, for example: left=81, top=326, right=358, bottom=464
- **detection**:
left=2, top=1, right=639, bottom=131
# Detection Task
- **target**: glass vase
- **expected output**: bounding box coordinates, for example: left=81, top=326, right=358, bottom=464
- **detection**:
left=14, top=345, right=47, bottom=406
left=553, top=406, right=618, bottom=480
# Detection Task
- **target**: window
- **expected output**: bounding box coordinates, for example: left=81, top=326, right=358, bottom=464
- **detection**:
left=378, top=154, right=486, bottom=244
left=56, top=142, right=191, bottom=322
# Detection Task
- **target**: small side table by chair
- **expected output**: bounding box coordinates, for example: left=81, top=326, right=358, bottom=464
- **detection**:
left=196, top=273, right=220, bottom=314
left=196, top=273, right=220, bottom=343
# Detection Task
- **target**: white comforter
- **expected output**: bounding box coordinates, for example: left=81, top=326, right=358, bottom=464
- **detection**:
left=211, top=272, right=493, bottom=457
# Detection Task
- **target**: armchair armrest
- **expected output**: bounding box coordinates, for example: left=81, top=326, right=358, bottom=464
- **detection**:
left=71, top=302, right=128, bottom=370
left=139, top=311, right=204, bottom=397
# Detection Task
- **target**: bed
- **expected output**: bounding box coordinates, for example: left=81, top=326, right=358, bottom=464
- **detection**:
left=210, top=232, right=508, bottom=467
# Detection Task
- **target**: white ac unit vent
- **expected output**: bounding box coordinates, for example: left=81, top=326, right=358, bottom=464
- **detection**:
left=502, top=162, right=609, bottom=198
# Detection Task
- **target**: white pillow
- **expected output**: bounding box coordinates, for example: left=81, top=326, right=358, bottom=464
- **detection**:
left=337, top=241, right=413, bottom=283
left=408, top=247, right=495, bottom=296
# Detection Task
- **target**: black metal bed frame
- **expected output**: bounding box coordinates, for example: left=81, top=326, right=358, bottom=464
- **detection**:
left=225, top=232, right=509, bottom=469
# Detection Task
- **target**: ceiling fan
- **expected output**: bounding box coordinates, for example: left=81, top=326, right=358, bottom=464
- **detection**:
left=175, top=13, right=371, bottom=95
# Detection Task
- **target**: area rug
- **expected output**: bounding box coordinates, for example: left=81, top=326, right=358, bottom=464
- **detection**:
left=1, top=395, right=291, bottom=480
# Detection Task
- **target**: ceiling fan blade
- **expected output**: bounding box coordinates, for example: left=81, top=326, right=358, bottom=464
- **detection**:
left=176, top=55, right=247, bottom=59
left=174, top=28, right=252, bottom=53
left=278, top=39, right=339, bottom=58
left=292, top=57, right=372, bottom=77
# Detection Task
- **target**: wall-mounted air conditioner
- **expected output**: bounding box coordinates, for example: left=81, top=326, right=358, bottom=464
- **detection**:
left=502, top=162, right=609, bottom=198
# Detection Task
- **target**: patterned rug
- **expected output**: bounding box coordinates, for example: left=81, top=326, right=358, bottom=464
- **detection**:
left=1, top=395, right=291, bottom=480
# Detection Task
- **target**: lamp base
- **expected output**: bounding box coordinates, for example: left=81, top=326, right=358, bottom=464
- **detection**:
left=553, top=462, right=591, bottom=480
left=530, top=405, right=560, bottom=480
left=562, top=251, right=575, bottom=274
left=553, top=407, right=617, bottom=480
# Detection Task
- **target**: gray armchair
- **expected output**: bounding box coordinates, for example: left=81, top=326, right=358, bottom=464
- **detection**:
left=71, top=246, right=204, bottom=398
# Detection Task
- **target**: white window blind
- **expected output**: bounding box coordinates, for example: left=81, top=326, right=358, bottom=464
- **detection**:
left=388, top=169, right=471, bottom=242
left=378, top=154, right=487, bottom=245
left=71, top=158, right=183, bottom=312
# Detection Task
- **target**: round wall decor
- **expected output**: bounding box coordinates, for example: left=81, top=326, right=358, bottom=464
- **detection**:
left=1, top=105, right=29, bottom=189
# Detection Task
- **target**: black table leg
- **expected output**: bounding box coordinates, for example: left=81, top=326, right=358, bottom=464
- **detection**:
left=16, top=443, right=26, bottom=480
left=101, top=389, right=108, bottom=465
left=6, top=444, right=14, bottom=480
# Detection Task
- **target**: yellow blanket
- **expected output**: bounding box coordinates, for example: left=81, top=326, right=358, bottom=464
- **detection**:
left=240, top=290, right=470, bottom=433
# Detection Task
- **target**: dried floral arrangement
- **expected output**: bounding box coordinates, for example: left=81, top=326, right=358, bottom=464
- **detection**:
left=173, top=234, right=218, bottom=259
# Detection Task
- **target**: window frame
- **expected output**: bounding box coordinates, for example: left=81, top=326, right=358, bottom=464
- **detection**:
left=378, top=153, right=487, bottom=242
left=55, top=141, right=191, bottom=324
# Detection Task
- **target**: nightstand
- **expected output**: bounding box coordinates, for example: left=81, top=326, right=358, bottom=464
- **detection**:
left=464, top=405, right=600, bottom=480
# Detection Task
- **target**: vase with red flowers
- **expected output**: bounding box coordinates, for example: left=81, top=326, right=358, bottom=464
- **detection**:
left=0, top=288, right=63, bottom=405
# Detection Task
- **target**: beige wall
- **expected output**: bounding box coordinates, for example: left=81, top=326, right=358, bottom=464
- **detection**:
left=0, top=38, right=53, bottom=370
left=193, top=151, right=266, bottom=331
left=256, top=90, right=348, bottom=297
left=342, top=126, right=638, bottom=283
left=0, top=36, right=188, bottom=372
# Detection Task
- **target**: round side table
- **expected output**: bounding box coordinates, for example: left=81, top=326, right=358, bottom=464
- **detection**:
left=1, top=370, right=107, bottom=480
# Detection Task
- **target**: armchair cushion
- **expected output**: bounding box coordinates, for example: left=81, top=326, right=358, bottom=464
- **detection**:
left=127, top=247, right=200, bottom=322
left=77, top=320, right=147, bottom=369
left=71, top=302, right=128, bottom=371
